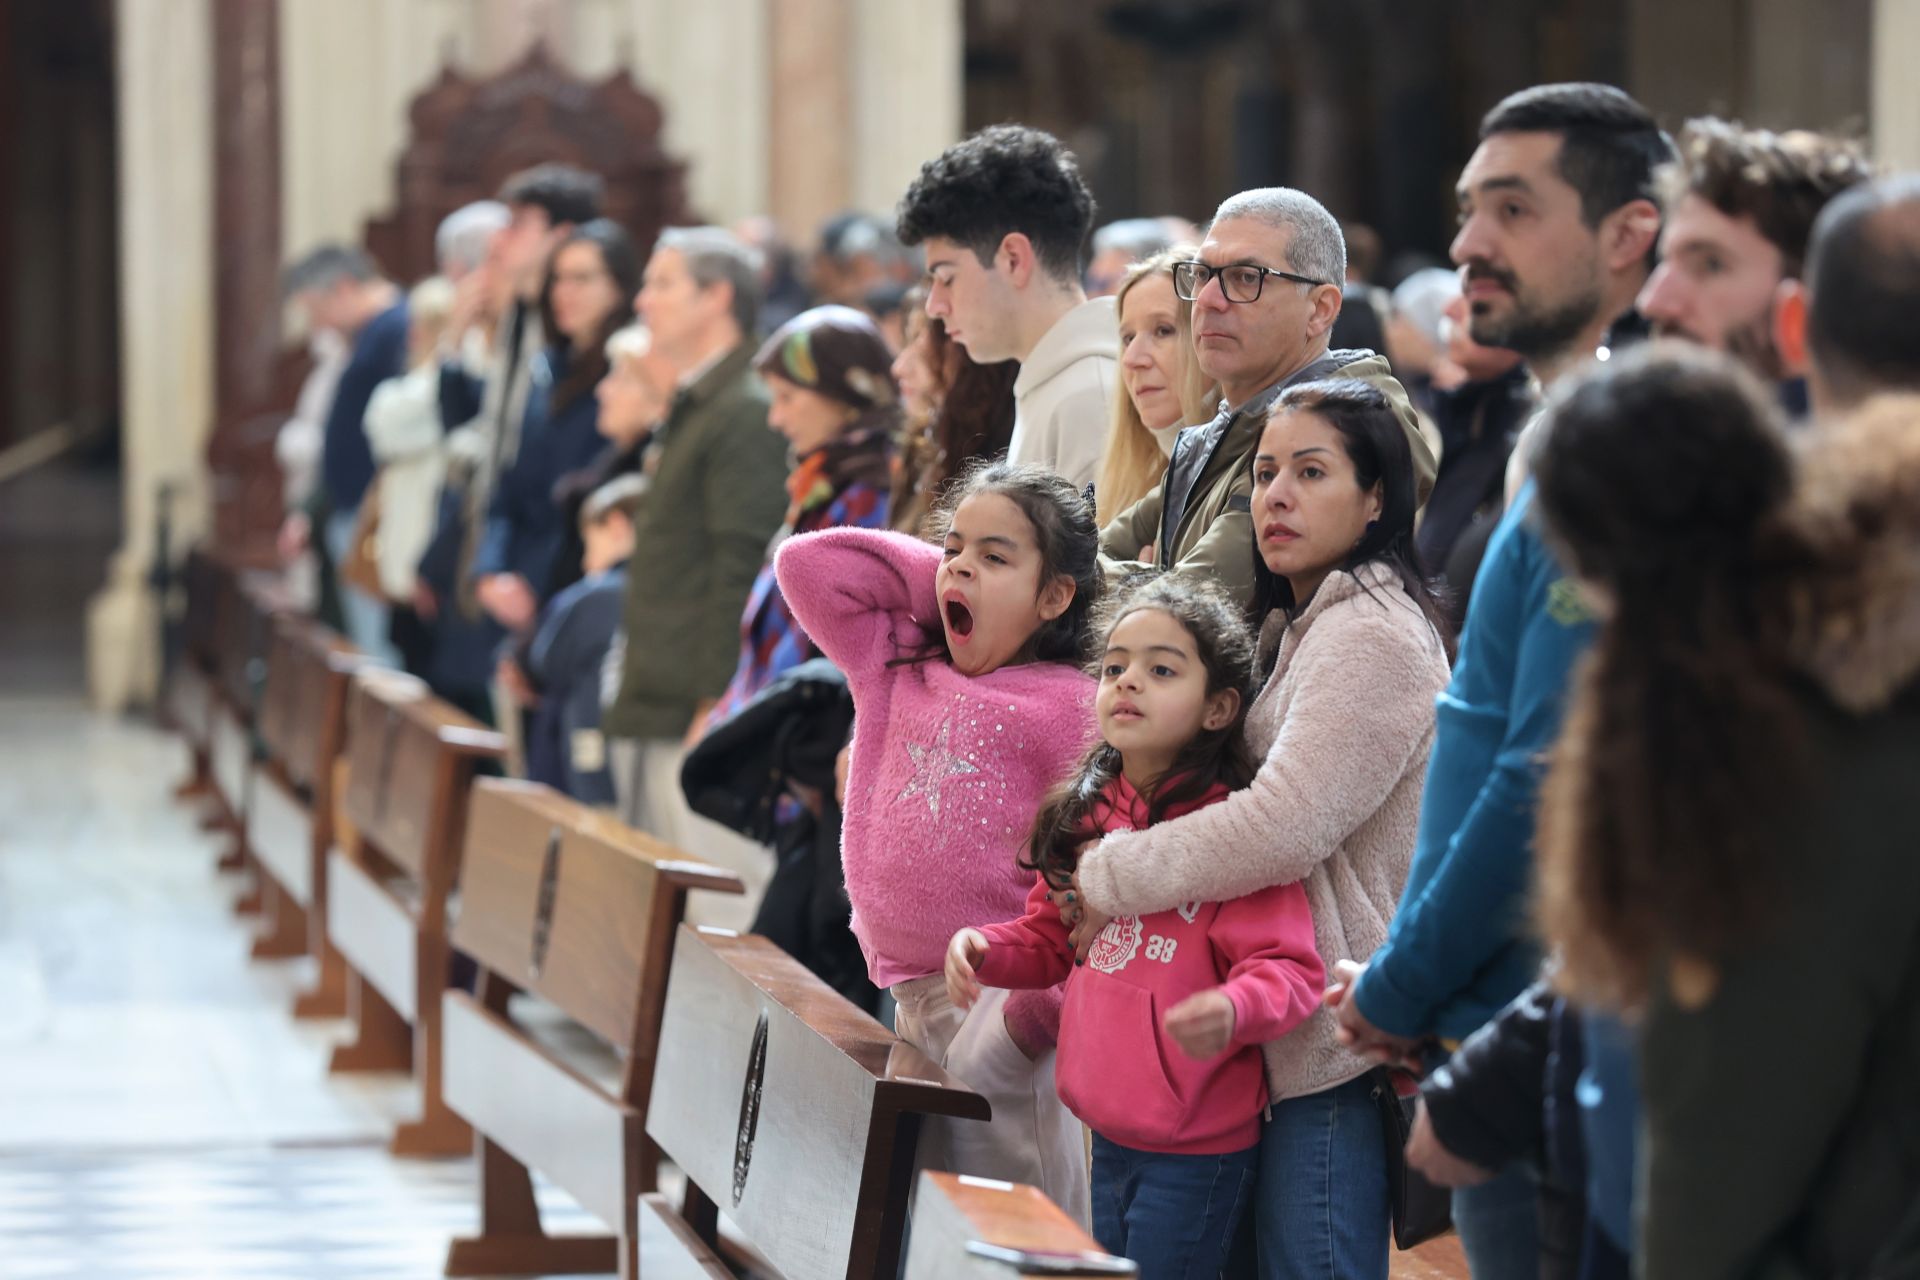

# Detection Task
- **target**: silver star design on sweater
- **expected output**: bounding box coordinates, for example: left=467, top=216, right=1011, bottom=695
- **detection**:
left=897, top=713, right=979, bottom=818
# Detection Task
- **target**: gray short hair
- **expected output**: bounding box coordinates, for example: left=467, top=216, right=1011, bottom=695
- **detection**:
left=1209, top=188, right=1346, bottom=288
left=435, top=200, right=509, bottom=276
left=280, top=243, right=379, bottom=299
left=655, top=226, right=765, bottom=337
left=1092, top=217, right=1174, bottom=260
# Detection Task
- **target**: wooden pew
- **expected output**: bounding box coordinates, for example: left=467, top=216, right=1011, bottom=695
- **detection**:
left=209, top=571, right=291, bottom=902
left=903, top=1172, right=1133, bottom=1278
left=165, top=548, right=223, bottom=799
left=325, top=669, right=505, bottom=1156
left=245, top=618, right=364, bottom=1019
left=439, top=779, right=743, bottom=1278
left=641, top=926, right=992, bottom=1280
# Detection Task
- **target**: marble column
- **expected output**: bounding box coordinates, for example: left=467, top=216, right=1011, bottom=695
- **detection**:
left=768, top=0, right=855, bottom=241
left=850, top=0, right=964, bottom=218
left=87, top=0, right=216, bottom=710
left=1875, top=0, right=1920, bottom=170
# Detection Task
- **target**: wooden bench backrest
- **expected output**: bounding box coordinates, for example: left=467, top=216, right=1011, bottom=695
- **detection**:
left=261, top=620, right=360, bottom=793
left=649, top=927, right=991, bottom=1280
left=341, top=670, right=504, bottom=883
left=452, top=779, right=741, bottom=1070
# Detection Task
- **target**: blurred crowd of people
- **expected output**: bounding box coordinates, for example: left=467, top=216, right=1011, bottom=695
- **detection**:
left=269, top=81, right=1920, bottom=1280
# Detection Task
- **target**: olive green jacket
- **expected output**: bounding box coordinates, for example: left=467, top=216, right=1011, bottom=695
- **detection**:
left=1098, top=349, right=1435, bottom=611
left=604, top=344, right=787, bottom=740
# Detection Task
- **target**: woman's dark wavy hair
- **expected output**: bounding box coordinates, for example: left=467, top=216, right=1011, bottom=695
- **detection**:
left=1248, top=380, right=1453, bottom=659
left=890, top=298, right=1019, bottom=534
left=539, top=218, right=642, bottom=413
left=1531, top=343, right=1805, bottom=1011
left=1023, top=573, right=1258, bottom=889
left=889, top=459, right=1102, bottom=668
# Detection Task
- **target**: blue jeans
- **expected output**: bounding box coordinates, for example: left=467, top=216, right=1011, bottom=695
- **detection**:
left=323, top=508, right=398, bottom=667
left=1453, top=1164, right=1540, bottom=1280
left=1254, top=1074, right=1390, bottom=1280
left=1091, top=1134, right=1257, bottom=1280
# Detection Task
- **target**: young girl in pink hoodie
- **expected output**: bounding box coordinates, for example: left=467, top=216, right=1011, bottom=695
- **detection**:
left=773, top=460, right=1105, bottom=1222
left=945, top=575, right=1324, bottom=1275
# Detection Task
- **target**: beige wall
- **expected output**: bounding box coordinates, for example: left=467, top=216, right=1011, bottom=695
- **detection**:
left=1875, top=0, right=1920, bottom=170
left=88, top=0, right=215, bottom=711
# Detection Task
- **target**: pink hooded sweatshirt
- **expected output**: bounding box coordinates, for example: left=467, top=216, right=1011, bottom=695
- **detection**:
left=974, top=778, right=1324, bottom=1155
left=773, top=527, right=1099, bottom=1049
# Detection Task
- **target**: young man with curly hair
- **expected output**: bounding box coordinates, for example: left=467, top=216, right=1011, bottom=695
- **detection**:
left=897, top=125, right=1118, bottom=492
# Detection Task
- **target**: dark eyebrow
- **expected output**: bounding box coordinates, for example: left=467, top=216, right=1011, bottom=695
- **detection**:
left=1103, top=643, right=1191, bottom=659
left=1292, top=446, right=1333, bottom=459
left=1457, top=175, right=1535, bottom=203
left=948, top=532, right=1021, bottom=551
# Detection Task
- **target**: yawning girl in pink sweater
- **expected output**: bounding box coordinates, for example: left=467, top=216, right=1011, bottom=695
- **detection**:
left=945, top=575, right=1324, bottom=1274
left=774, top=460, right=1104, bottom=1223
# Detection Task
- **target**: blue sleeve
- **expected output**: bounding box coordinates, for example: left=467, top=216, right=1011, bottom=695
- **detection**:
left=471, top=513, right=513, bottom=583
left=321, top=307, right=409, bottom=511
left=528, top=579, right=625, bottom=688
left=438, top=360, right=484, bottom=431
left=1354, top=497, right=1594, bottom=1038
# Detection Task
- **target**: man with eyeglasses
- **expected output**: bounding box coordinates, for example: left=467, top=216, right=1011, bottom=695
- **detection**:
left=1098, top=187, right=1436, bottom=607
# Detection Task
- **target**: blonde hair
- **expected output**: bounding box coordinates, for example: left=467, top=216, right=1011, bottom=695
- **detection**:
left=406, top=276, right=456, bottom=367
left=1094, top=247, right=1217, bottom=526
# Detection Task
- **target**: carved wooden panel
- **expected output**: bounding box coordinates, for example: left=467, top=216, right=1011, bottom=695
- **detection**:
left=363, top=42, right=692, bottom=283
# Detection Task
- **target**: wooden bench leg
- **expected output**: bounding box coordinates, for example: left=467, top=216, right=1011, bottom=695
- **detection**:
left=328, top=972, right=413, bottom=1073
left=292, top=939, right=350, bottom=1019
left=174, top=768, right=212, bottom=801
left=232, top=858, right=264, bottom=915
left=391, top=959, right=471, bottom=1158
left=249, top=882, right=308, bottom=960
left=443, top=1135, right=619, bottom=1276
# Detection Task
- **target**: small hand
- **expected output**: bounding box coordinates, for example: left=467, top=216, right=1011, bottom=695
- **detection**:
left=277, top=512, right=311, bottom=563
left=682, top=699, right=717, bottom=750
left=476, top=574, right=537, bottom=631
left=1406, top=1098, right=1493, bottom=1187
left=411, top=580, right=438, bottom=622
left=1163, top=989, right=1237, bottom=1059
left=1138, top=542, right=1157, bottom=566
left=944, top=928, right=988, bottom=1011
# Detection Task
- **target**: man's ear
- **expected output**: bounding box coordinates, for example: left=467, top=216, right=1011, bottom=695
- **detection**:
left=1605, top=198, right=1663, bottom=274
left=1305, top=281, right=1344, bottom=339
left=1202, top=686, right=1241, bottom=732
left=1774, top=278, right=1809, bottom=377
left=998, top=232, right=1039, bottom=290
left=1037, top=574, right=1075, bottom=623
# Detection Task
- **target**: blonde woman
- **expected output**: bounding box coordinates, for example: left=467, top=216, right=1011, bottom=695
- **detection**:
left=1093, top=248, right=1217, bottom=527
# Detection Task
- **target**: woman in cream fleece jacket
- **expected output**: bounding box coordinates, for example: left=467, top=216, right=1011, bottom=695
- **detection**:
left=1072, top=380, right=1451, bottom=1280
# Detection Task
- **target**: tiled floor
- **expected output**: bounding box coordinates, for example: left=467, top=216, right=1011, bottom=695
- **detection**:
left=0, top=699, right=605, bottom=1278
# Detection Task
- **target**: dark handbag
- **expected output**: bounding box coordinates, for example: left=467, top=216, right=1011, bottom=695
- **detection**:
left=1371, top=1067, right=1455, bottom=1250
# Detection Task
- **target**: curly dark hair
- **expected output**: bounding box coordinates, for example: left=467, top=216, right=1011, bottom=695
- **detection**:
left=890, top=460, right=1103, bottom=669
left=1248, top=380, right=1453, bottom=657
left=1481, top=83, right=1673, bottom=229
left=1660, top=118, right=1873, bottom=277
left=896, top=125, right=1096, bottom=284
left=1024, top=574, right=1258, bottom=890
left=1531, top=342, right=1804, bottom=1011
left=497, top=162, right=604, bottom=228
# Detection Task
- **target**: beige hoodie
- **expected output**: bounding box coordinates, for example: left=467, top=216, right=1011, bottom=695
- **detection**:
left=1010, top=295, right=1119, bottom=491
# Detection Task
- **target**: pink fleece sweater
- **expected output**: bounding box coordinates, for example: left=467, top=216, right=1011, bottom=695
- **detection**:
left=773, top=527, right=1099, bottom=1049
left=974, top=778, right=1324, bottom=1154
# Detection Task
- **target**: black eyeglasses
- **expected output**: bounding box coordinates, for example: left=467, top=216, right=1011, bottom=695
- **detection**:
left=1172, top=260, right=1327, bottom=304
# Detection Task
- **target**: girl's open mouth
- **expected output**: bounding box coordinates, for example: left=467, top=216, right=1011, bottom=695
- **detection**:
left=944, top=597, right=976, bottom=640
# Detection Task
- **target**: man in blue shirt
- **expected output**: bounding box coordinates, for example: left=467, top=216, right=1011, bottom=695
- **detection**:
left=280, top=244, right=408, bottom=664
left=1326, top=83, right=1670, bottom=1280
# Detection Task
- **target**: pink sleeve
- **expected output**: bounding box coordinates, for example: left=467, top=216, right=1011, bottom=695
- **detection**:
left=975, top=878, right=1075, bottom=991
left=773, top=527, right=943, bottom=680
left=1212, top=882, right=1326, bottom=1048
